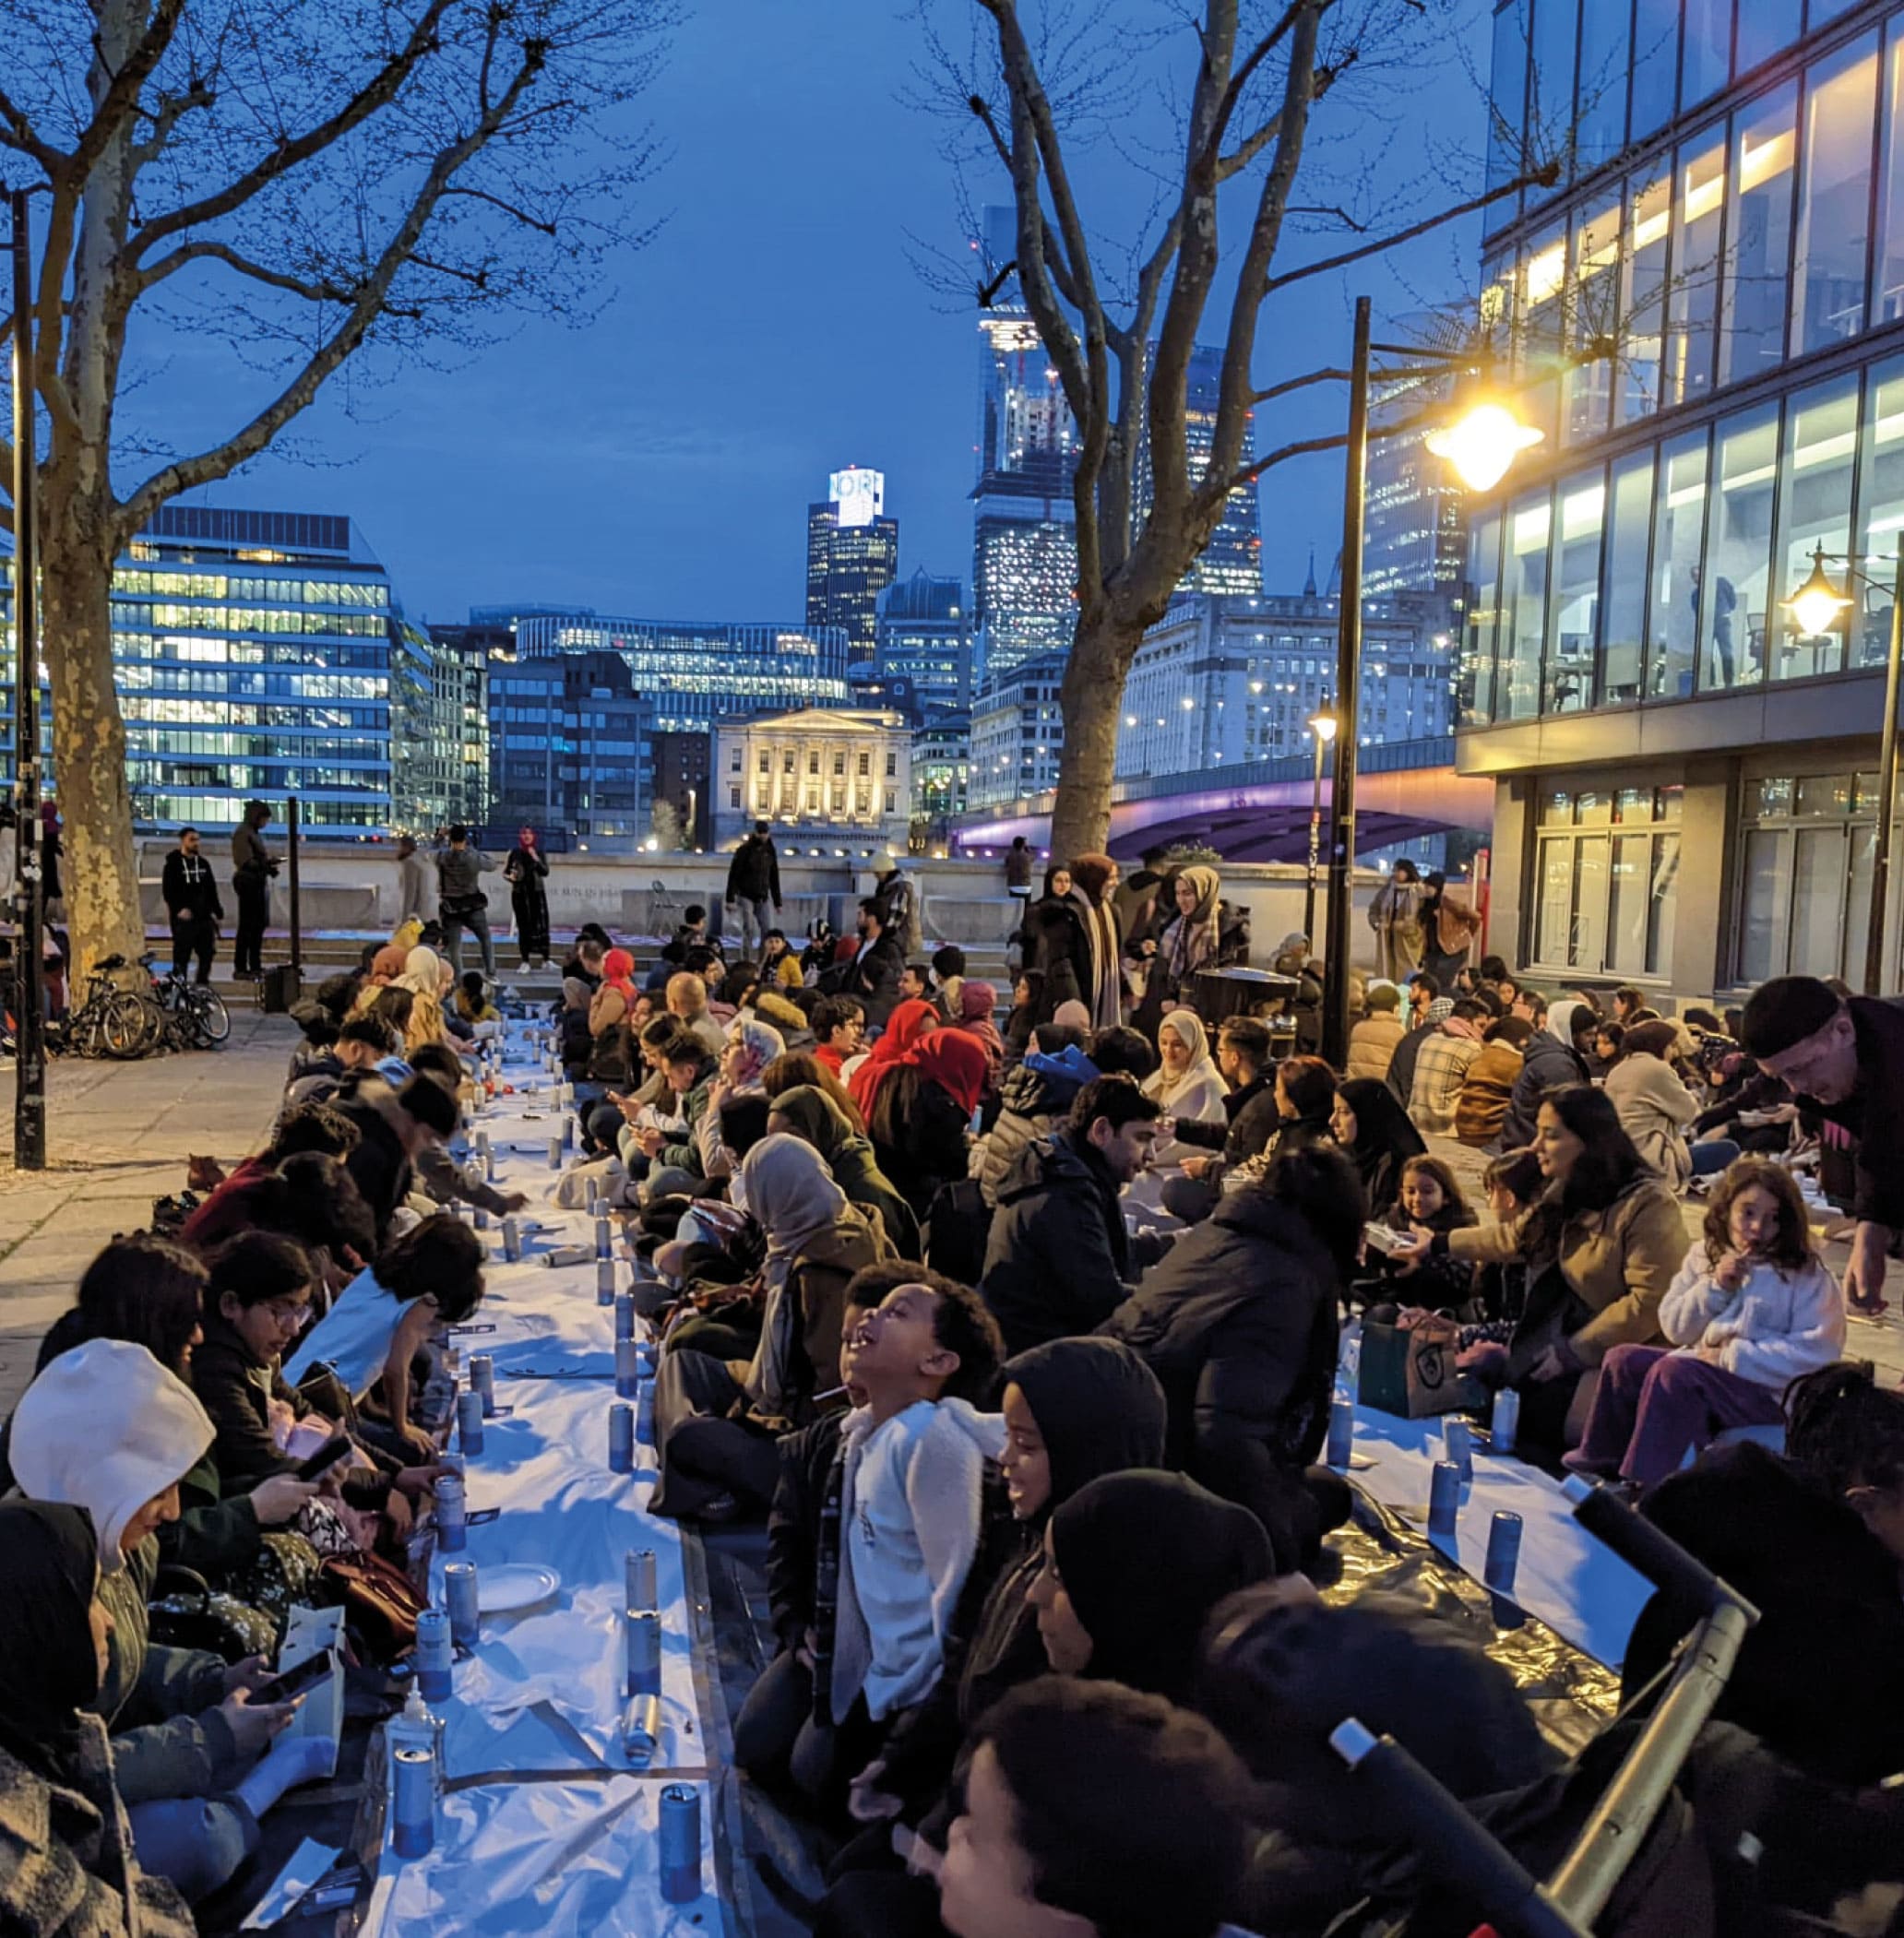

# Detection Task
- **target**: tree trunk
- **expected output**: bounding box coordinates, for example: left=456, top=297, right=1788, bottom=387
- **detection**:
left=1049, top=607, right=1147, bottom=860
left=40, top=523, right=146, bottom=979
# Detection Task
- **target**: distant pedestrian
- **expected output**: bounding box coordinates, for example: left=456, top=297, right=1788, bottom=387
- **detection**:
left=724, top=819, right=782, bottom=955
left=504, top=826, right=551, bottom=969
left=161, top=826, right=223, bottom=984
left=1004, top=835, right=1034, bottom=937
left=434, top=825, right=497, bottom=980
left=394, top=833, right=438, bottom=930
left=230, top=800, right=280, bottom=979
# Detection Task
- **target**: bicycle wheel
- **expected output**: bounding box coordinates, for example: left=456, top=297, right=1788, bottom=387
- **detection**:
left=188, top=987, right=231, bottom=1046
left=104, top=993, right=161, bottom=1059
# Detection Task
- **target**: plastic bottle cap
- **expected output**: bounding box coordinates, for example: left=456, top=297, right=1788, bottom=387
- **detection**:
left=1328, top=1718, right=1378, bottom=1764
left=1560, top=1475, right=1595, bottom=1504
left=403, top=1685, right=429, bottom=1722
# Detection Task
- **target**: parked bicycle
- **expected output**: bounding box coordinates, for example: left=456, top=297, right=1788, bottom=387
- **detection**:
left=47, top=957, right=156, bottom=1060
left=143, top=953, right=231, bottom=1051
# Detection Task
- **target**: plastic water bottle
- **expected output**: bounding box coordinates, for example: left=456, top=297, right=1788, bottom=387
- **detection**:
left=1335, top=1318, right=1363, bottom=1402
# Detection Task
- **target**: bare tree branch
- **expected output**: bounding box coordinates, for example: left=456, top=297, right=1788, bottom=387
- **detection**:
left=136, top=238, right=356, bottom=302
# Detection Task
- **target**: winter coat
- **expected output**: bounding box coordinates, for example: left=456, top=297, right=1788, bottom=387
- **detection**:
left=1346, top=1013, right=1404, bottom=1082
left=1605, top=1053, right=1699, bottom=1190
left=870, top=1073, right=972, bottom=1220
left=1169, top=1070, right=1279, bottom=1166
left=1455, top=1040, right=1524, bottom=1147
left=764, top=1412, right=846, bottom=1653
left=1498, top=1030, right=1590, bottom=1149
left=1025, top=895, right=1091, bottom=1020
left=1797, top=993, right=1904, bottom=1230
left=982, top=1131, right=1133, bottom=1355
left=189, top=1313, right=302, bottom=1491
left=971, top=1051, right=1097, bottom=1209
left=1656, top=1245, right=1844, bottom=1390
left=1409, top=1028, right=1483, bottom=1136
left=333, top=1075, right=416, bottom=1242
left=231, top=822, right=275, bottom=885
left=724, top=833, right=781, bottom=908
left=832, top=932, right=905, bottom=1028
left=160, top=850, right=222, bottom=924
left=1100, top=1190, right=1340, bottom=1478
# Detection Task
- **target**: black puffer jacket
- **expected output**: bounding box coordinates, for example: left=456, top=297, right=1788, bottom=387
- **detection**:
left=982, top=1130, right=1132, bottom=1356
left=1499, top=1030, right=1589, bottom=1148
left=1025, top=894, right=1090, bottom=1021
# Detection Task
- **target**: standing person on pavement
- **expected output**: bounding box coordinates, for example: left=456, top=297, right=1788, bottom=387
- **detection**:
left=229, top=802, right=279, bottom=981
left=434, top=825, right=496, bottom=980
left=161, top=828, right=222, bottom=985
left=503, top=826, right=551, bottom=969
left=394, top=834, right=438, bottom=931
left=1068, top=854, right=1125, bottom=1031
left=1367, top=859, right=1426, bottom=983
left=1003, top=836, right=1034, bottom=938
left=725, top=819, right=782, bottom=955
left=1742, top=974, right=1904, bottom=1317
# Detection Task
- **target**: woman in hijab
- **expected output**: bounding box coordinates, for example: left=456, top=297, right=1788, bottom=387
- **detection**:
left=694, top=1019, right=788, bottom=1183
left=650, top=1135, right=889, bottom=1521
left=1142, top=1008, right=1228, bottom=1127
left=867, top=1029, right=989, bottom=1221
left=1026, top=866, right=1092, bottom=1025
left=1330, top=1076, right=1427, bottom=1219
left=1152, top=865, right=1221, bottom=1014
left=393, top=945, right=448, bottom=1052
left=0, top=1500, right=198, bottom=1938
left=504, top=826, right=550, bottom=969
left=346, top=944, right=409, bottom=1020
left=949, top=979, right=1006, bottom=1081
left=1067, top=853, right=1125, bottom=1030
left=767, top=1084, right=921, bottom=1257
left=1033, top=1471, right=1277, bottom=1702
left=847, top=995, right=937, bottom=1121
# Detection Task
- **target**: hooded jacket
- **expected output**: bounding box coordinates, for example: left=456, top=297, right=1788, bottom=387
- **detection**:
left=1499, top=1005, right=1591, bottom=1149
left=1346, top=1009, right=1405, bottom=1081
left=982, top=1129, right=1133, bottom=1355
left=724, top=831, right=781, bottom=907
left=971, top=1047, right=1098, bottom=1209
left=1100, top=1189, right=1341, bottom=1487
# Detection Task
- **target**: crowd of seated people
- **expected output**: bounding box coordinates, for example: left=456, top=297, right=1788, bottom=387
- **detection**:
left=18, top=880, right=1904, bottom=1938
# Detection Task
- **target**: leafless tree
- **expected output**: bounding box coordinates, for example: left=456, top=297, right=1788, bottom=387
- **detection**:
left=0, top=0, right=671, bottom=971
left=930, top=0, right=1555, bottom=859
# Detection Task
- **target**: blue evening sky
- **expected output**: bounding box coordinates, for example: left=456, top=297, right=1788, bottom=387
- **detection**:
left=162, top=2, right=1495, bottom=625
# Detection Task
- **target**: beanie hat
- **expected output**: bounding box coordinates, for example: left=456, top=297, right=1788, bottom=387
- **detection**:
left=10, top=1338, right=215, bottom=1574
left=1366, top=982, right=1401, bottom=1013
left=1740, top=975, right=1842, bottom=1060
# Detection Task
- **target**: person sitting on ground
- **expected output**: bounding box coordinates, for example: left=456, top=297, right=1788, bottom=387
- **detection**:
left=329, top=1068, right=460, bottom=1244
left=660, top=904, right=709, bottom=969
left=1407, top=996, right=1489, bottom=1136
left=934, top=1680, right=1255, bottom=1938
left=1603, top=1017, right=1700, bottom=1190
left=847, top=996, right=936, bottom=1121
left=0, top=1500, right=200, bottom=1938
left=10, top=1341, right=332, bottom=1903
left=1390, top=1084, right=1685, bottom=1456
left=1002, top=969, right=1043, bottom=1064
left=454, top=970, right=499, bottom=1028
left=759, top=928, right=804, bottom=992
left=282, top=1015, right=400, bottom=1118
left=1160, top=1017, right=1280, bottom=1217
left=391, top=944, right=451, bottom=1053
left=1366, top=1155, right=1479, bottom=1314
left=1140, top=1008, right=1228, bottom=1153
left=982, top=1076, right=1162, bottom=1357
left=898, top=962, right=935, bottom=1008
left=811, top=994, right=867, bottom=1078
left=1454, top=1013, right=1533, bottom=1148
left=867, top=1030, right=989, bottom=1222
left=768, top=1084, right=922, bottom=1259
left=1222, top=1053, right=1338, bottom=1195
left=178, top=1102, right=361, bottom=1251
left=1612, top=983, right=1660, bottom=1027
left=1565, top=1157, right=1843, bottom=1488
left=182, top=1154, right=375, bottom=1310
left=1382, top=972, right=1441, bottom=1112
left=819, top=1276, right=1006, bottom=1813
left=1346, top=981, right=1405, bottom=1082
left=831, top=898, right=905, bottom=1029
left=931, top=945, right=967, bottom=1019
left=650, top=1135, right=892, bottom=1520
left=763, top=1048, right=867, bottom=1134
left=625, top=1032, right=720, bottom=1199
left=1467, top=1145, right=1545, bottom=1338
left=970, top=1030, right=1101, bottom=1211
left=284, top=1214, right=483, bottom=1462
left=405, top=1041, right=530, bottom=1222
left=1328, top=1077, right=1426, bottom=1222
left=1498, top=995, right=1593, bottom=1150
left=1101, top=1144, right=1362, bottom=1569
left=946, top=978, right=1006, bottom=1084
left=692, top=1019, right=787, bottom=1185
left=665, top=968, right=728, bottom=1058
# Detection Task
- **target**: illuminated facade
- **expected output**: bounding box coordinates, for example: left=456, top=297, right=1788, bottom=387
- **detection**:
left=1132, top=343, right=1264, bottom=597
left=514, top=613, right=852, bottom=729
left=1458, top=0, right=1904, bottom=993
left=875, top=569, right=971, bottom=713
left=713, top=707, right=912, bottom=851
left=968, top=652, right=1067, bottom=812
left=486, top=649, right=651, bottom=841
left=911, top=712, right=971, bottom=827
left=1364, top=351, right=1468, bottom=599
left=806, top=468, right=899, bottom=665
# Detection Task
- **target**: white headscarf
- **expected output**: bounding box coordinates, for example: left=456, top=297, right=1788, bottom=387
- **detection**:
left=1142, top=1009, right=1226, bottom=1113
left=1545, top=998, right=1586, bottom=1051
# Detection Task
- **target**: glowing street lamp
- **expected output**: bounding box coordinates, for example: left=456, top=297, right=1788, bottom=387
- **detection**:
left=1304, top=710, right=1338, bottom=949
left=1425, top=396, right=1544, bottom=493
left=1783, top=546, right=1855, bottom=640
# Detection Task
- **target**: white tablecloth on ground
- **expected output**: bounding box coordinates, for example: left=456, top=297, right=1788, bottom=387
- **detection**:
left=1340, top=1407, right=1653, bottom=1670
left=356, top=1031, right=736, bottom=1937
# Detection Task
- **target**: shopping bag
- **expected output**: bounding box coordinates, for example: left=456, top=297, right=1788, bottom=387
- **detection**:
left=1358, top=1317, right=1484, bottom=1418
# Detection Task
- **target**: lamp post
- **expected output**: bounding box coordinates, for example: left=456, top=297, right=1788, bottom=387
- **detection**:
left=9, top=190, right=44, bottom=1170
left=1781, top=545, right=1898, bottom=994
left=1319, top=299, right=1543, bottom=1068
left=1304, top=709, right=1338, bottom=948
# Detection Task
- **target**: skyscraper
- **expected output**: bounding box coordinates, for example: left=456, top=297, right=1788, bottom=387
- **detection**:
left=1363, top=341, right=1467, bottom=600
left=805, top=467, right=898, bottom=667
left=1132, top=343, right=1263, bottom=597
left=875, top=568, right=971, bottom=714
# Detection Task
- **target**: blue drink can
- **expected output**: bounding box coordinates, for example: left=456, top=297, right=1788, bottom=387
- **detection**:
left=470, top=1355, right=496, bottom=1419
left=548, top=1136, right=563, bottom=1171
left=622, top=1691, right=662, bottom=1766
left=625, top=1607, right=661, bottom=1698
left=659, top=1783, right=702, bottom=1904
left=615, top=1338, right=642, bottom=1399
left=456, top=1389, right=484, bottom=1457
left=1443, top=1417, right=1475, bottom=1482
left=614, top=1290, right=636, bottom=1342
left=608, top=1401, right=635, bottom=1473
left=501, top=1216, right=521, bottom=1262
left=414, top=1609, right=454, bottom=1701
left=595, top=1214, right=613, bottom=1260
left=472, top=1205, right=490, bottom=1231
left=597, top=1258, right=616, bottom=1306
left=626, top=1548, right=658, bottom=1611
left=1427, top=1459, right=1461, bottom=1538
left=434, top=1474, right=467, bottom=1553
left=391, top=1747, right=434, bottom=1859
left=1484, top=1510, right=1524, bottom=1593
left=444, top=1560, right=480, bottom=1648
left=636, top=1381, right=656, bottom=1447
left=1491, top=1385, right=1520, bottom=1456
left=1326, top=1397, right=1354, bottom=1469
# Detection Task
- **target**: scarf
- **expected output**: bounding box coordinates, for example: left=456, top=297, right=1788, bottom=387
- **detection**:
left=740, top=1135, right=856, bottom=1413
left=1163, top=868, right=1221, bottom=984
left=911, top=1031, right=989, bottom=1118
left=725, top=1017, right=786, bottom=1089
left=847, top=998, right=937, bottom=1119
left=1145, top=1009, right=1224, bottom=1112
left=397, top=945, right=445, bottom=997
left=601, top=947, right=637, bottom=1000
left=953, top=981, right=1007, bottom=1076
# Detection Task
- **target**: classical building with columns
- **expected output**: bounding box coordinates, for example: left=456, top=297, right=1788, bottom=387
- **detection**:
left=712, top=707, right=913, bottom=855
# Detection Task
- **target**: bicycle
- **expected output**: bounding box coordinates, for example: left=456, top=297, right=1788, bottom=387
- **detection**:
left=51, top=957, right=159, bottom=1059
left=143, top=953, right=231, bottom=1050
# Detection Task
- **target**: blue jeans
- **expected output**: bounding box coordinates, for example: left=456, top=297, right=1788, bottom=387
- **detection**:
left=1690, top=1138, right=1741, bottom=1177
left=129, top=1796, right=258, bottom=1902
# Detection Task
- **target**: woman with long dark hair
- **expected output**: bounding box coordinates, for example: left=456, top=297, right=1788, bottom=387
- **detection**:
left=1391, top=1084, right=1684, bottom=1455
left=1417, top=868, right=1482, bottom=989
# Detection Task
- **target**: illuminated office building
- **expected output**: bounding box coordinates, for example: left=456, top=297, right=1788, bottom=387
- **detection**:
left=713, top=707, right=911, bottom=851
left=969, top=652, right=1068, bottom=811
left=806, top=468, right=899, bottom=666
left=486, top=649, right=651, bottom=841
left=875, top=568, right=972, bottom=713
left=1131, top=343, right=1264, bottom=597
left=1364, top=350, right=1468, bottom=599
left=1458, top=0, right=1904, bottom=994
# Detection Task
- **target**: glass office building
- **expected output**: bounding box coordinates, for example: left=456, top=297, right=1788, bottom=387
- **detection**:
left=487, top=649, right=651, bottom=840
left=1458, top=0, right=1904, bottom=993
left=806, top=469, right=899, bottom=668
left=875, top=569, right=972, bottom=713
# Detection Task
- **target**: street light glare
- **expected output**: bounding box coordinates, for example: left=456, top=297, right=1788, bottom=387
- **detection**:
left=1309, top=711, right=1339, bottom=743
left=1425, top=399, right=1543, bottom=492
left=1784, top=547, right=1854, bottom=638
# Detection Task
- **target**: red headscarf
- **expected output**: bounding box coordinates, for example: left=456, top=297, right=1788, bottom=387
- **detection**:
left=848, top=998, right=937, bottom=1119
left=601, top=947, right=637, bottom=998
left=912, top=1031, right=989, bottom=1119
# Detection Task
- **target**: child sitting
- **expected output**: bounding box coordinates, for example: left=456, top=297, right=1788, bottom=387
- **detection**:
left=1372, top=1155, right=1477, bottom=1314
left=1565, top=1156, right=1843, bottom=1488
left=823, top=1273, right=1005, bottom=1810
left=454, top=970, right=499, bottom=1027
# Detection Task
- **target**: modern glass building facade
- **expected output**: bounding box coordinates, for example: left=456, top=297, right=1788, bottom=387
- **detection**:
left=1132, top=344, right=1264, bottom=597
left=806, top=471, right=899, bottom=667
left=875, top=568, right=972, bottom=713
left=1458, top=0, right=1904, bottom=994
left=487, top=649, right=651, bottom=841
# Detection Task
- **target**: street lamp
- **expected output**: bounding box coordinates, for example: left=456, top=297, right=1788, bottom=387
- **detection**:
left=1303, top=710, right=1338, bottom=949
left=1320, top=299, right=1541, bottom=1068
left=1779, top=546, right=1901, bottom=993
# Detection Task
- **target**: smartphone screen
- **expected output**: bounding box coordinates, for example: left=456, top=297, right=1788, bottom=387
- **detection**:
left=248, top=1651, right=335, bottom=1707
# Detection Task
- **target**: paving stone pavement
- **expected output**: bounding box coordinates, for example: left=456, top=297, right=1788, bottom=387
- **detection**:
left=0, top=1012, right=299, bottom=1418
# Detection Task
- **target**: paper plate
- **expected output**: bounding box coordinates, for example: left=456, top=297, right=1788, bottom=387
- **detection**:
left=475, top=1563, right=561, bottom=1614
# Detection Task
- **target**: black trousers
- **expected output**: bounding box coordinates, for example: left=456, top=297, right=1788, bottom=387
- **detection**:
left=171, top=917, right=216, bottom=984
left=647, top=1349, right=781, bottom=1519
left=233, top=877, right=269, bottom=976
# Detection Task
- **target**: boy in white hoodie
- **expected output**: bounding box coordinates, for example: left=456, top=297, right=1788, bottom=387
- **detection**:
left=825, top=1271, right=1005, bottom=1812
